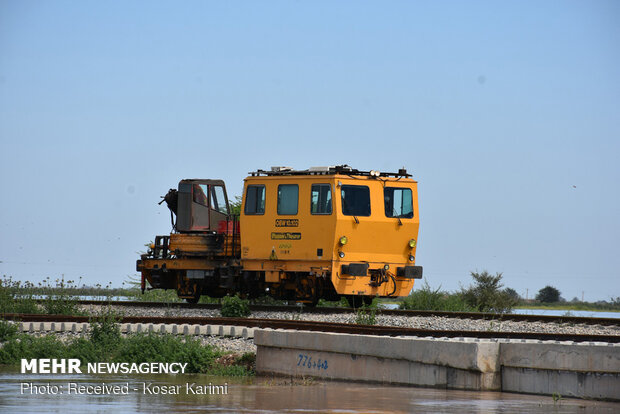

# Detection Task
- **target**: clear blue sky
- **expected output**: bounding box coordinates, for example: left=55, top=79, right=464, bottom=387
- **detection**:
left=1, top=1, right=618, bottom=301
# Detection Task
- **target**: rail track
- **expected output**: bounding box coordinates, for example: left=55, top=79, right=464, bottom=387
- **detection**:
left=75, top=300, right=620, bottom=326
left=4, top=312, right=620, bottom=344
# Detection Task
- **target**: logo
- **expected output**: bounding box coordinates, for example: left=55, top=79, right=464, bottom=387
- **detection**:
left=271, top=232, right=301, bottom=240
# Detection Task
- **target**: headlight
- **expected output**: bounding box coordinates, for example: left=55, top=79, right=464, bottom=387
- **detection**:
left=408, top=239, right=416, bottom=248
left=339, top=236, right=348, bottom=246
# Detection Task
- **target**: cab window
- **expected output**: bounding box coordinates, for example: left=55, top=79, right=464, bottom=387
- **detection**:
left=193, top=184, right=209, bottom=206
left=341, top=185, right=370, bottom=216
left=311, top=184, right=332, bottom=214
left=210, top=185, right=228, bottom=214
left=244, top=185, right=265, bottom=215
left=384, top=187, right=413, bottom=218
left=277, top=184, right=298, bottom=215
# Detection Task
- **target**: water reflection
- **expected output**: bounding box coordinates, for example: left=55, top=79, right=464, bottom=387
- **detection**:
left=0, top=369, right=617, bottom=413
left=511, top=308, right=620, bottom=319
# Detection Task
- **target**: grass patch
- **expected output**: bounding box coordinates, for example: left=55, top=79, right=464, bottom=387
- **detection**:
left=355, top=303, right=378, bottom=325
left=220, top=295, right=251, bottom=318
left=317, top=297, right=350, bottom=308
left=0, top=275, right=84, bottom=315
left=0, top=320, right=18, bottom=342
left=39, top=277, right=84, bottom=315
left=130, top=289, right=183, bottom=303
left=125, top=276, right=222, bottom=304
left=0, top=333, right=253, bottom=376
left=0, top=277, right=39, bottom=314
left=400, top=281, right=475, bottom=312
left=0, top=313, right=254, bottom=376
left=402, top=272, right=517, bottom=314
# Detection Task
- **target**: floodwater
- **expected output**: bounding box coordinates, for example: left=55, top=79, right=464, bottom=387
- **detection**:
left=0, top=369, right=617, bottom=413
left=511, top=308, right=620, bottom=319
left=382, top=303, right=620, bottom=319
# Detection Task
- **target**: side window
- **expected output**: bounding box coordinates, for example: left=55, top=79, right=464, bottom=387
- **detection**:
left=384, top=187, right=413, bottom=218
left=341, top=185, right=371, bottom=216
left=193, top=184, right=209, bottom=206
left=244, top=185, right=265, bottom=215
left=277, top=184, right=298, bottom=215
left=210, top=185, right=228, bottom=214
left=311, top=184, right=332, bottom=214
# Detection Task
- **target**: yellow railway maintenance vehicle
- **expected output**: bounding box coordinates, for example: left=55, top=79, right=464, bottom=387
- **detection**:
left=137, top=165, right=422, bottom=306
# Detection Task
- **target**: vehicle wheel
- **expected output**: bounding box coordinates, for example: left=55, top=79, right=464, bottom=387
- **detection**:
left=185, top=292, right=201, bottom=304
left=362, top=296, right=374, bottom=306
left=304, top=297, right=319, bottom=308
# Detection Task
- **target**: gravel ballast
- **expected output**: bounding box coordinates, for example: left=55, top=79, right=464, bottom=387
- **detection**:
left=81, top=304, right=620, bottom=337
left=12, top=304, right=619, bottom=356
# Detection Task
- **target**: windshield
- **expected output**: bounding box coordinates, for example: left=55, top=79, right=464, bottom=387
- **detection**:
left=341, top=185, right=370, bottom=216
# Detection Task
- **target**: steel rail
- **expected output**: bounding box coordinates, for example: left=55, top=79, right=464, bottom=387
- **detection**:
left=4, top=313, right=619, bottom=344
left=74, top=300, right=620, bottom=326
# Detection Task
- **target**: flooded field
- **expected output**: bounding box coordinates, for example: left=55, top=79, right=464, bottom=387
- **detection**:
left=0, top=369, right=618, bottom=413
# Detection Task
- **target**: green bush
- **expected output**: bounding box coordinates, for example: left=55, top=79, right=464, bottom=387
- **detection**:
left=221, top=295, right=251, bottom=317
left=504, top=287, right=521, bottom=302
left=89, top=307, right=122, bottom=348
left=115, top=333, right=220, bottom=373
left=0, top=332, right=254, bottom=376
left=355, top=302, right=378, bottom=325
left=0, top=320, right=18, bottom=342
left=0, top=318, right=254, bottom=375
left=39, top=276, right=84, bottom=315
left=134, top=288, right=183, bottom=302
left=400, top=281, right=474, bottom=312
left=229, top=196, right=243, bottom=216
left=536, top=286, right=561, bottom=303
left=198, top=295, right=221, bottom=304
left=461, top=271, right=517, bottom=313
left=0, top=334, right=68, bottom=364
left=0, top=276, right=39, bottom=314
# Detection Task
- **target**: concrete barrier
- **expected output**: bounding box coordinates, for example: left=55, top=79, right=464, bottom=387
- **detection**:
left=12, top=320, right=252, bottom=340
left=242, top=328, right=255, bottom=339
left=255, top=329, right=501, bottom=391
left=500, top=341, right=620, bottom=400
left=255, top=329, right=620, bottom=400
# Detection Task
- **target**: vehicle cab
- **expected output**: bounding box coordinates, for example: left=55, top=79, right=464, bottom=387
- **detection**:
left=240, top=165, right=422, bottom=300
